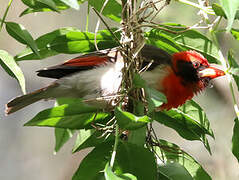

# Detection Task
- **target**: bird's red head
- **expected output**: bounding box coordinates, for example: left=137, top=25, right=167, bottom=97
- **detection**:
left=159, top=50, right=225, bottom=110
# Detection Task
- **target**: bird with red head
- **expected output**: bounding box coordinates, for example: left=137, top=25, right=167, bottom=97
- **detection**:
left=5, top=45, right=225, bottom=114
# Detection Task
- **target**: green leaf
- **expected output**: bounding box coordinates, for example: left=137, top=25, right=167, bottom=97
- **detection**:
left=145, top=87, right=167, bottom=112
left=72, top=129, right=114, bottom=153
left=104, top=163, right=124, bottom=180
left=231, top=28, right=239, bottom=40
left=145, top=29, right=184, bottom=55
left=219, top=0, right=239, bottom=31
left=132, top=73, right=146, bottom=88
left=51, top=29, right=119, bottom=54
left=59, top=0, right=79, bottom=10
left=150, top=100, right=213, bottom=154
left=21, top=0, right=59, bottom=12
left=212, top=3, right=239, bottom=20
left=232, top=118, right=239, bottom=163
left=24, top=101, right=112, bottom=129
left=178, top=100, right=214, bottom=138
left=128, top=126, right=147, bottom=147
left=54, top=98, right=76, bottom=153
left=15, top=27, right=76, bottom=61
left=54, top=128, right=74, bottom=153
left=72, top=142, right=113, bottom=180
left=0, top=50, right=26, bottom=94
left=158, top=162, right=193, bottom=180
left=132, top=74, right=167, bottom=112
left=212, top=3, right=227, bottom=18
left=6, top=22, right=40, bottom=57
left=146, top=24, right=220, bottom=64
left=20, top=0, right=85, bottom=16
left=156, top=139, right=211, bottom=180
left=228, top=50, right=239, bottom=91
left=115, top=107, right=150, bottom=130
left=119, top=173, right=137, bottom=180
left=104, top=163, right=137, bottom=180
left=88, top=0, right=121, bottom=22
left=37, top=0, right=59, bottom=12
left=15, top=28, right=119, bottom=61
left=115, top=142, right=157, bottom=180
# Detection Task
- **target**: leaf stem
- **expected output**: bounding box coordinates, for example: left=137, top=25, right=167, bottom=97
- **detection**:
left=110, top=124, right=119, bottom=167
left=0, top=0, right=13, bottom=31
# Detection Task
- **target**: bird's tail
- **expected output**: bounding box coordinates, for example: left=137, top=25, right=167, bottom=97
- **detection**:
left=5, top=83, right=59, bottom=115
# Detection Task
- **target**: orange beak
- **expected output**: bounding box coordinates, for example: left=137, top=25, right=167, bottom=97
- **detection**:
left=199, top=65, right=225, bottom=79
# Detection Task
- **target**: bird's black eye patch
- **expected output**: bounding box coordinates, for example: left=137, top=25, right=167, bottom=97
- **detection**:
left=176, top=60, right=199, bottom=83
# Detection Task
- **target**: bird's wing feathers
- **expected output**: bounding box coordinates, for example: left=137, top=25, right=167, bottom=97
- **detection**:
left=37, top=48, right=120, bottom=79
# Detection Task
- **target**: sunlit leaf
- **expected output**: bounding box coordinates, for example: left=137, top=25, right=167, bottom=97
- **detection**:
left=0, top=50, right=26, bottom=94
left=15, top=27, right=76, bottom=61
left=231, top=28, right=239, bottom=40
left=51, top=29, right=119, bottom=54
left=6, top=22, right=40, bottom=57
left=115, top=107, right=150, bottom=130
left=15, top=28, right=119, bottom=61
left=24, top=101, right=112, bottom=129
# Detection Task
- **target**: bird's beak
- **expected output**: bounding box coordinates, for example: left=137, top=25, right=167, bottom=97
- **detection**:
left=199, top=65, right=225, bottom=79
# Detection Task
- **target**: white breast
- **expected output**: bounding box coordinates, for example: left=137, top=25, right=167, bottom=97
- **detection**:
left=56, top=62, right=123, bottom=99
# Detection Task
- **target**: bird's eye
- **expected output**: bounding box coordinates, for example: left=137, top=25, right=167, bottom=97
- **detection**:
left=192, top=62, right=200, bottom=68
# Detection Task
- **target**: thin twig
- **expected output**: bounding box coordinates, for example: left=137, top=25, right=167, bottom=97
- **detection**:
left=85, top=3, right=90, bottom=32
left=149, top=0, right=171, bottom=22
left=0, top=0, right=13, bottom=31
left=93, top=0, right=110, bottom=51
left=92, top=7, right=122, bottom=47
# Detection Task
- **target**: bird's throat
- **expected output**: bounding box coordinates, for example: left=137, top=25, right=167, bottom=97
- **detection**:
left=159, top=67, right=198, bottom=110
